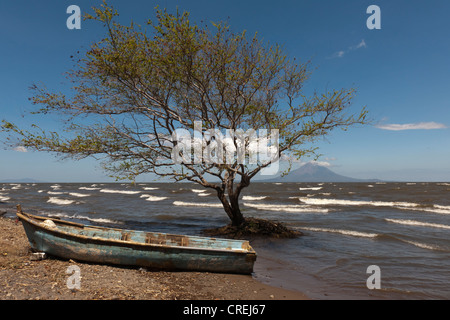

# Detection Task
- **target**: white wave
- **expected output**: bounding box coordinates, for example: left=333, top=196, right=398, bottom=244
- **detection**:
left=299, top=187, right=322, bottom=191
left=69, top=193, right=91, bottom=198
left=299, top=197, right=450, bottom=215
left=100, top=189, right=141, bottom=195
left=299, top=197, right=392, bottom=206
left=50, top=184, right=61, bottom=189
left=47, top=197, right=77, bottom=205
left=48, top=191, right=65, bottom=195
left=44, top=212, right=120, bottom=225
left=84, top=217, right=121, bottom=224
left=300, top=227, right=378, bottom=238
left=367, top=185, right=374, bottom=188
left=197, top=193, right=211, bottom=197
left=38, top=190, right=45, bottom=193
left=403, top=240, right=445, bottom=252
left=11, top=184, right=22, bottom=190
left=173, top=201, right=223, bottom=208
left=79, top=187, right=100, bottom=191
left=406, top=183, right=416, bottom=185
left=140, top=194, right=168, bottom=201
left=435, top=204, right=450, bottom=210
left=242, top=196, right=267, bottom=201
left=274, top=183, right=283, bottom=185
left=0, top=196, right=10, bottom=202
left=192, top=189, right=207, bottom=193
left=143, top=187, right=159, bottom=191
left=405, top=205, right=450, bottom=215
left=437, top=183, right=450, bottom=186
left=243, top=203, right=328, bottom=213
left=385, top=218, right=450, bottom=230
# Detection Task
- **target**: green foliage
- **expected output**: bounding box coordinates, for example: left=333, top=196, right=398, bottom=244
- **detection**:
left=1, top=1, right=368, bottom=226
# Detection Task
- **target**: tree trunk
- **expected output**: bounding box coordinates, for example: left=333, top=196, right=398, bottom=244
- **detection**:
left=228, top=193, right=245, bottom=226
left=217, top=189, right=245, bottom=227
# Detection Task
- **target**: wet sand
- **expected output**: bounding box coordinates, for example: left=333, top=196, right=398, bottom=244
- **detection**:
left=0, top=217, right=308, bottom=300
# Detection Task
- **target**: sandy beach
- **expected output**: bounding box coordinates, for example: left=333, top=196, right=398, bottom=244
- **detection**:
left=0, top=216, right=308, bottom=300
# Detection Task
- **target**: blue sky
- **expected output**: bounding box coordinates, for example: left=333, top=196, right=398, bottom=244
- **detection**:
left=0, top=0, right=449, bottom=182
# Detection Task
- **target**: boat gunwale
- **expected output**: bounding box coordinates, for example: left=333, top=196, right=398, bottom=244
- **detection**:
left=16, top=210, right=256, bottom=255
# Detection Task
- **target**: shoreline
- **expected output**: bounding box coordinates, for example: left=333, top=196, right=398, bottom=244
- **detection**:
left=0, top=217, right=309, bottom=300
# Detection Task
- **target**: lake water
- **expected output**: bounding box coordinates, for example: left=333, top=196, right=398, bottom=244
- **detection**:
left=1, top=181, right=449, bottom=299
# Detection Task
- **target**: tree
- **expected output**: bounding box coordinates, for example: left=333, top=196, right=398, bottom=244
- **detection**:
left=2, top=2, right=367, bottom=234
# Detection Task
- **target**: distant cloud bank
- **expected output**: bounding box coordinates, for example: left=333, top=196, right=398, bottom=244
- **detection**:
left=376, top=122, right=447, bottom=131
left=13, top=146, right=27, bottom=152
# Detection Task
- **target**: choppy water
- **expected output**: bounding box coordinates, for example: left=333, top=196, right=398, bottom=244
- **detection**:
left=1, top=182, right=449, bottom=299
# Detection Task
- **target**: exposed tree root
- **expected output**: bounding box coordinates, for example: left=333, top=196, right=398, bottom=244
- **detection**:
left=203, top=217, right=302, bottom=239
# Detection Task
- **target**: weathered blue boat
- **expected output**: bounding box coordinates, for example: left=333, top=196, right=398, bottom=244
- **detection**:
left=16, top=205, right=256, bottom=274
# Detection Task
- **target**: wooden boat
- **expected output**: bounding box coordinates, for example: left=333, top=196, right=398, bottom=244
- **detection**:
left=16, top=205, right=256, bottom=274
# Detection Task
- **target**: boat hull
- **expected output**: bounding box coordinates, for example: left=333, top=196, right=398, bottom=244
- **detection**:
left=17, top=210, right=256, bottom=274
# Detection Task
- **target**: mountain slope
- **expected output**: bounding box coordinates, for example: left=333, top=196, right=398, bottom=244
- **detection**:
left=263, top=162, right=374, bottom=182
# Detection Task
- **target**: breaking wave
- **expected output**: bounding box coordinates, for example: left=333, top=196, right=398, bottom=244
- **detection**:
left=47, top=197, right=77, bottom=205
left=48, top=191, right=65, bottom=195
left=299, top=187, right=322, bottom=191
left=385, top=218, right=450, bottom=230
left=192, top=189, right=208, bottom=193
left=402, top=240, right=448, bottom=252
left=99, top=189, right=141, bottom=195
left=298, top=197, right=450, bottom=215
left=243, top=203, right=328, bottom=213
left=299, top=227, right=378, bottom=238
left=173, top=201, right=223, bottom=208
left=79, top=187, right=100, bottom=191
left=242, top=196, right=267, bottom=201
left=69, top=193, right=91, bottom=198
left=42, top=212, right=120, bottom=225
left=140, top=194, right=168, bottom=201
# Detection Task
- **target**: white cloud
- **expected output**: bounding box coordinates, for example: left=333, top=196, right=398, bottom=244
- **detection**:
left=331, top=39, right=367, bottom=58
left=335, top=50, right=345, bottom=58
left=279, top=155, right=333, bottom=167
left=376, top=122, right=447, bottom=131
left=13, top=146, right=28, bottom=153
left=354, top=39, right=367, bottom=49
left=311, top=160, right=332, bottom=167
